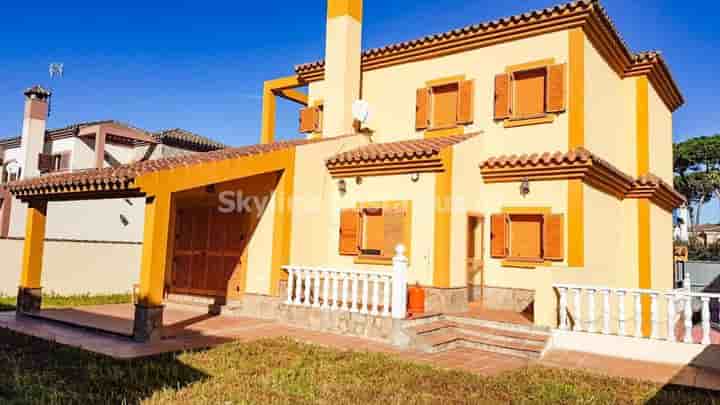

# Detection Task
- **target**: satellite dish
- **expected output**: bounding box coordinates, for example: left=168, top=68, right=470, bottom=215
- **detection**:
left=352, top=99, right=370, bottom=124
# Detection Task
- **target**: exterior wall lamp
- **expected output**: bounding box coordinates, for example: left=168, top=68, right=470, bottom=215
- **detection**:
left=411, top=172, right=420, bottom=182
left=520, top=177, right=530, bottom=197
left=338, top=179, right=347, bottom=195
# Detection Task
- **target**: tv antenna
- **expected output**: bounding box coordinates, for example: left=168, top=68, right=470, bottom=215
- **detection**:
left=47, top=63, right=64, bottom=117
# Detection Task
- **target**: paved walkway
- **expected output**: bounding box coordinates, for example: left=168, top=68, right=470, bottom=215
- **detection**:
left=1, top=306, right=719, bottom=391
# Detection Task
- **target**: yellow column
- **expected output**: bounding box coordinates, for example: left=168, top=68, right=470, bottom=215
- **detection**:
left=567, top=28, right=585, bottom=268
left=137, top=192, right=172, bottom=306
left=261, top=82, right=276, bottom=144
left=636, top=76, right=652, bottom=336
left=20, top=200, right=48, bottom=289
left=269, top=156, right=295, bottom=296
left=433, top=148, right=453, bottom=288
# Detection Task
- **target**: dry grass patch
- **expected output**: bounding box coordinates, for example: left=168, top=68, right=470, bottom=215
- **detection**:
left=0, top=329, right=717, bottom=404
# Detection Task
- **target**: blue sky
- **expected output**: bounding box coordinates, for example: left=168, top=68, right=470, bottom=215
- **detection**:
left=1, top=1, right=719, bottom=217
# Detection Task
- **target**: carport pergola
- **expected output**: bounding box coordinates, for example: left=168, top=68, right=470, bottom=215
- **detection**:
left=5, top=139, right=315, bottom=341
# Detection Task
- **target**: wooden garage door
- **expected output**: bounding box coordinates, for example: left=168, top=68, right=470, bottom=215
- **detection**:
left=171, top=208, right=246, bottom=297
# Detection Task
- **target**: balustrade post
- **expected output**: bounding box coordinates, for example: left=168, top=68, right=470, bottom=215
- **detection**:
left=360, top=274, right=369, bottom=314
left=286, top=268, right=294, bottom=305
left=313, top=270, right=322, bottom=308
left=684, top=295, right=693, bottom=344
left=702, top=297, right=711, bottom=345
left=666, top=293, right=676, bottom=342
left=573, top=289, right=582, bottom=332
left=617, top=290, right=626, bottom=336
left=650, top=293, right=659, bottom=339
left=322, top=271, right=331, bottom=310
left=601, top=289, right=611, bottom=335
left=558, top=287, right=569, bottom=330
left=633, top=292, right=642, bottom=338
left=341, top=273, right=350, bottom=311
left=350, top=274, right=359, bottom=313
left=371, top=275, right=380, bottom=316
left=294, top=269, right=303, bottom=305
left=331, top=273, right=340, bottom=311
left=391, top=245, right=408, bottom=319
left=587, top=289, right=596, bottom=333
left=303, top=268, right=312, bottom=307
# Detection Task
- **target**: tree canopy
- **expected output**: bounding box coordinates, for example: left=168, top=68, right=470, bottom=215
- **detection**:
left=674, top=134, right=720, bottom=229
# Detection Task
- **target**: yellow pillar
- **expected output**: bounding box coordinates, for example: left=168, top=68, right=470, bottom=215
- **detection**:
left=20, top=200, right=48, bottom=289
left=261, top=82, right=276, bottom=144
left=269, top=157, right=295, bottom=296
left=433, top=148, right=453, bottom=288
left=137, top=192, right=172, bottom=307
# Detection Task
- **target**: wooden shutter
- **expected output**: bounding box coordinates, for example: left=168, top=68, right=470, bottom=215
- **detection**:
left=546, top=63, right=566, bottom=113
left=37, top=153, right=53, bottom=173
left=383, top=204, right=405, bottom=258
left=543, top=214, right=565, bottom=260
left=457, top=80, right=475, bottom=125
left=415, top=88, right=431, bottom=130
left=490, top=213, right=509, bottom=258
left=299, top=107, right=320, bottom=133
left=339, top=208, right=360, bottom=255
left=494, top=73, right=511, bottom=120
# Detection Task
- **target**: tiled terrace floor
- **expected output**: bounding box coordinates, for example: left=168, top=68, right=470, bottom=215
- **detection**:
left=1, top=304, right=719, bottom=391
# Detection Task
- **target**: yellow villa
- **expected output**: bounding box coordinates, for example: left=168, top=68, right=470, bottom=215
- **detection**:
left=4, top=0, right=689, bottom=355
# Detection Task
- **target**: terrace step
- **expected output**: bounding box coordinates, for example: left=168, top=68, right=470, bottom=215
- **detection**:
left=404, top=318, right=550, bottom=360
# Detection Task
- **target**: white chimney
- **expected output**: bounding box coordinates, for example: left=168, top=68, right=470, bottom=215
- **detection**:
left=323, top=0, right=363, bottom=137
left=20, top=85, right=51, bottom=179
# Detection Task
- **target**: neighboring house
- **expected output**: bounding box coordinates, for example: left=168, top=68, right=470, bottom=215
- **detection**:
left=692, top=224, right=720, bottom=247
left=0, top=86, right=224, bottom=295
left=6, top=0, right=686, bottom=343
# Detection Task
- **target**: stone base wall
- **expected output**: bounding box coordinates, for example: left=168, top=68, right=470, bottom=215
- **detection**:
left=472, top=285, right=534, bottom=313
left=424, top=287, right=468, bottom=313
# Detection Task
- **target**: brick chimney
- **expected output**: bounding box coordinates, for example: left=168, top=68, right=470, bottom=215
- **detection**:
left=323, top=0, right=363, bottom=137
left=20, top=85, right=51, bottom=179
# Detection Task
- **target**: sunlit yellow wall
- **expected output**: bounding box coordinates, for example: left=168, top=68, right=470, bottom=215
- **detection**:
left=648, top=84, right=674, bottom=184
left=245, top=191, right=277, bottom=295
left=583, top=36, right=637, bottom=176
left=308, top=31, right=569, bottom=153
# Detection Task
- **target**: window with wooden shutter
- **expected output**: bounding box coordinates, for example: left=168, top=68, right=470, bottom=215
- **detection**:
left=514, top=68, right=546, bottom=118
left=415, top=88, right=431, bottom=130
left=543, top=214, right=564, bottom=260
left=509, top=214, right=543, bottom=260
left=432, top=83, right=459, bottom=128
left=299, top=106, right=321, bottom=133
left=546, top=64, right=566, bottom=113
left=490, top=213, right=508, bottom=258
left=457, top=80, right=474, bottom=124
left=362, top=207, right=384, bottom=255
left=382, top=204, right=405, bottom=258
left=339, top=208, right=360, bottom=256
left=494, top=73, right=511, bottom=120
left=37, top=153, right=53, bottom=173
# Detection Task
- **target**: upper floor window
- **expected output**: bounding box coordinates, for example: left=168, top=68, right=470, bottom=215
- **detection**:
left=494, top=62, right=566, bottom=126
left=416, top=79, right=474, bottom=131
left=38, top=151, right=71, bottom=174
left=299, top=104, right=323, bottom=134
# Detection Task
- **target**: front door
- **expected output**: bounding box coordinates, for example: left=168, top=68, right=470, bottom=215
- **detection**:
left=171, top=207, right=247, bottom=297
left=467, top=214, right=484, bottom=302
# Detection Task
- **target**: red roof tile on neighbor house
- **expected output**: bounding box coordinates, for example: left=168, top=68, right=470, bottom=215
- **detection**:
left=5, top=137, right=340, bottom=198
left=326, top=133, right=477, bottom=167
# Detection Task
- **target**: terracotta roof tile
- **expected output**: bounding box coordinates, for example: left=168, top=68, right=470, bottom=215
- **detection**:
left=5, top=136, right=340, bottom=197
left=152, top=128, right=226, bottom=151
left=326, top=133, right=477, bottom=167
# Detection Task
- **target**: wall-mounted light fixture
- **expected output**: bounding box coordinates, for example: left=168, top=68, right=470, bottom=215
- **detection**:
left=410, top=172, right=420, bottom=183
left=338, top=179, right=347, bottom=195
left=355, top=176, right=362, bottom=185
left=205, top=184, right=216, bottom=194
left=520, top=177, right=530, bottom=197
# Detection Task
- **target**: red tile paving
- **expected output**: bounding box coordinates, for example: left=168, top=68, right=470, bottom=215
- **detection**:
left=1, top=304, right=719, bottom=391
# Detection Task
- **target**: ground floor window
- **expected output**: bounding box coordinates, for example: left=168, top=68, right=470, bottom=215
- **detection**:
left=338, top=201, right=411, bottom=264
left=490, top=210, right=564, bottom=263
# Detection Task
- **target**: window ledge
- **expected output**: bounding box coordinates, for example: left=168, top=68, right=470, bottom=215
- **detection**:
left=503, top=115, right=555, bottom=128
left=424, top=126, right=464, bottom=138
left=501, top=259, right=552, bottom=269
left=354, top=256, right=393, bottom=266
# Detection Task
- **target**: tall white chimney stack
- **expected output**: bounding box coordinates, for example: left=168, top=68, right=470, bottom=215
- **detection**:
left=20, top=85, right=51, bottom=179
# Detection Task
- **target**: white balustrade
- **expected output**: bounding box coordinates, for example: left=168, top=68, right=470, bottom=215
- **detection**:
left=555, top=277, right=719, bottom=345
left=282, top=245, right=409, bottom=319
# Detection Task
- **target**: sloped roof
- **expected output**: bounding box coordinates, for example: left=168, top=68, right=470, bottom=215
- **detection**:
left=4, top=137, right=332, bottom=198
left=152, top=128, right=226, bottom=152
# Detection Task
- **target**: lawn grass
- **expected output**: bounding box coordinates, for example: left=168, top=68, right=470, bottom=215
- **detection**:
left=0, top=328, right=717, bottom=405
left=0, top=293, right=131, bottom=311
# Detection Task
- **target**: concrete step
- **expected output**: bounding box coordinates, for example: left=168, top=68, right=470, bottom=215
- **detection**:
left=443, top=314, right=551, bottom=335
left=417, top=330, right=546, bottom=359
